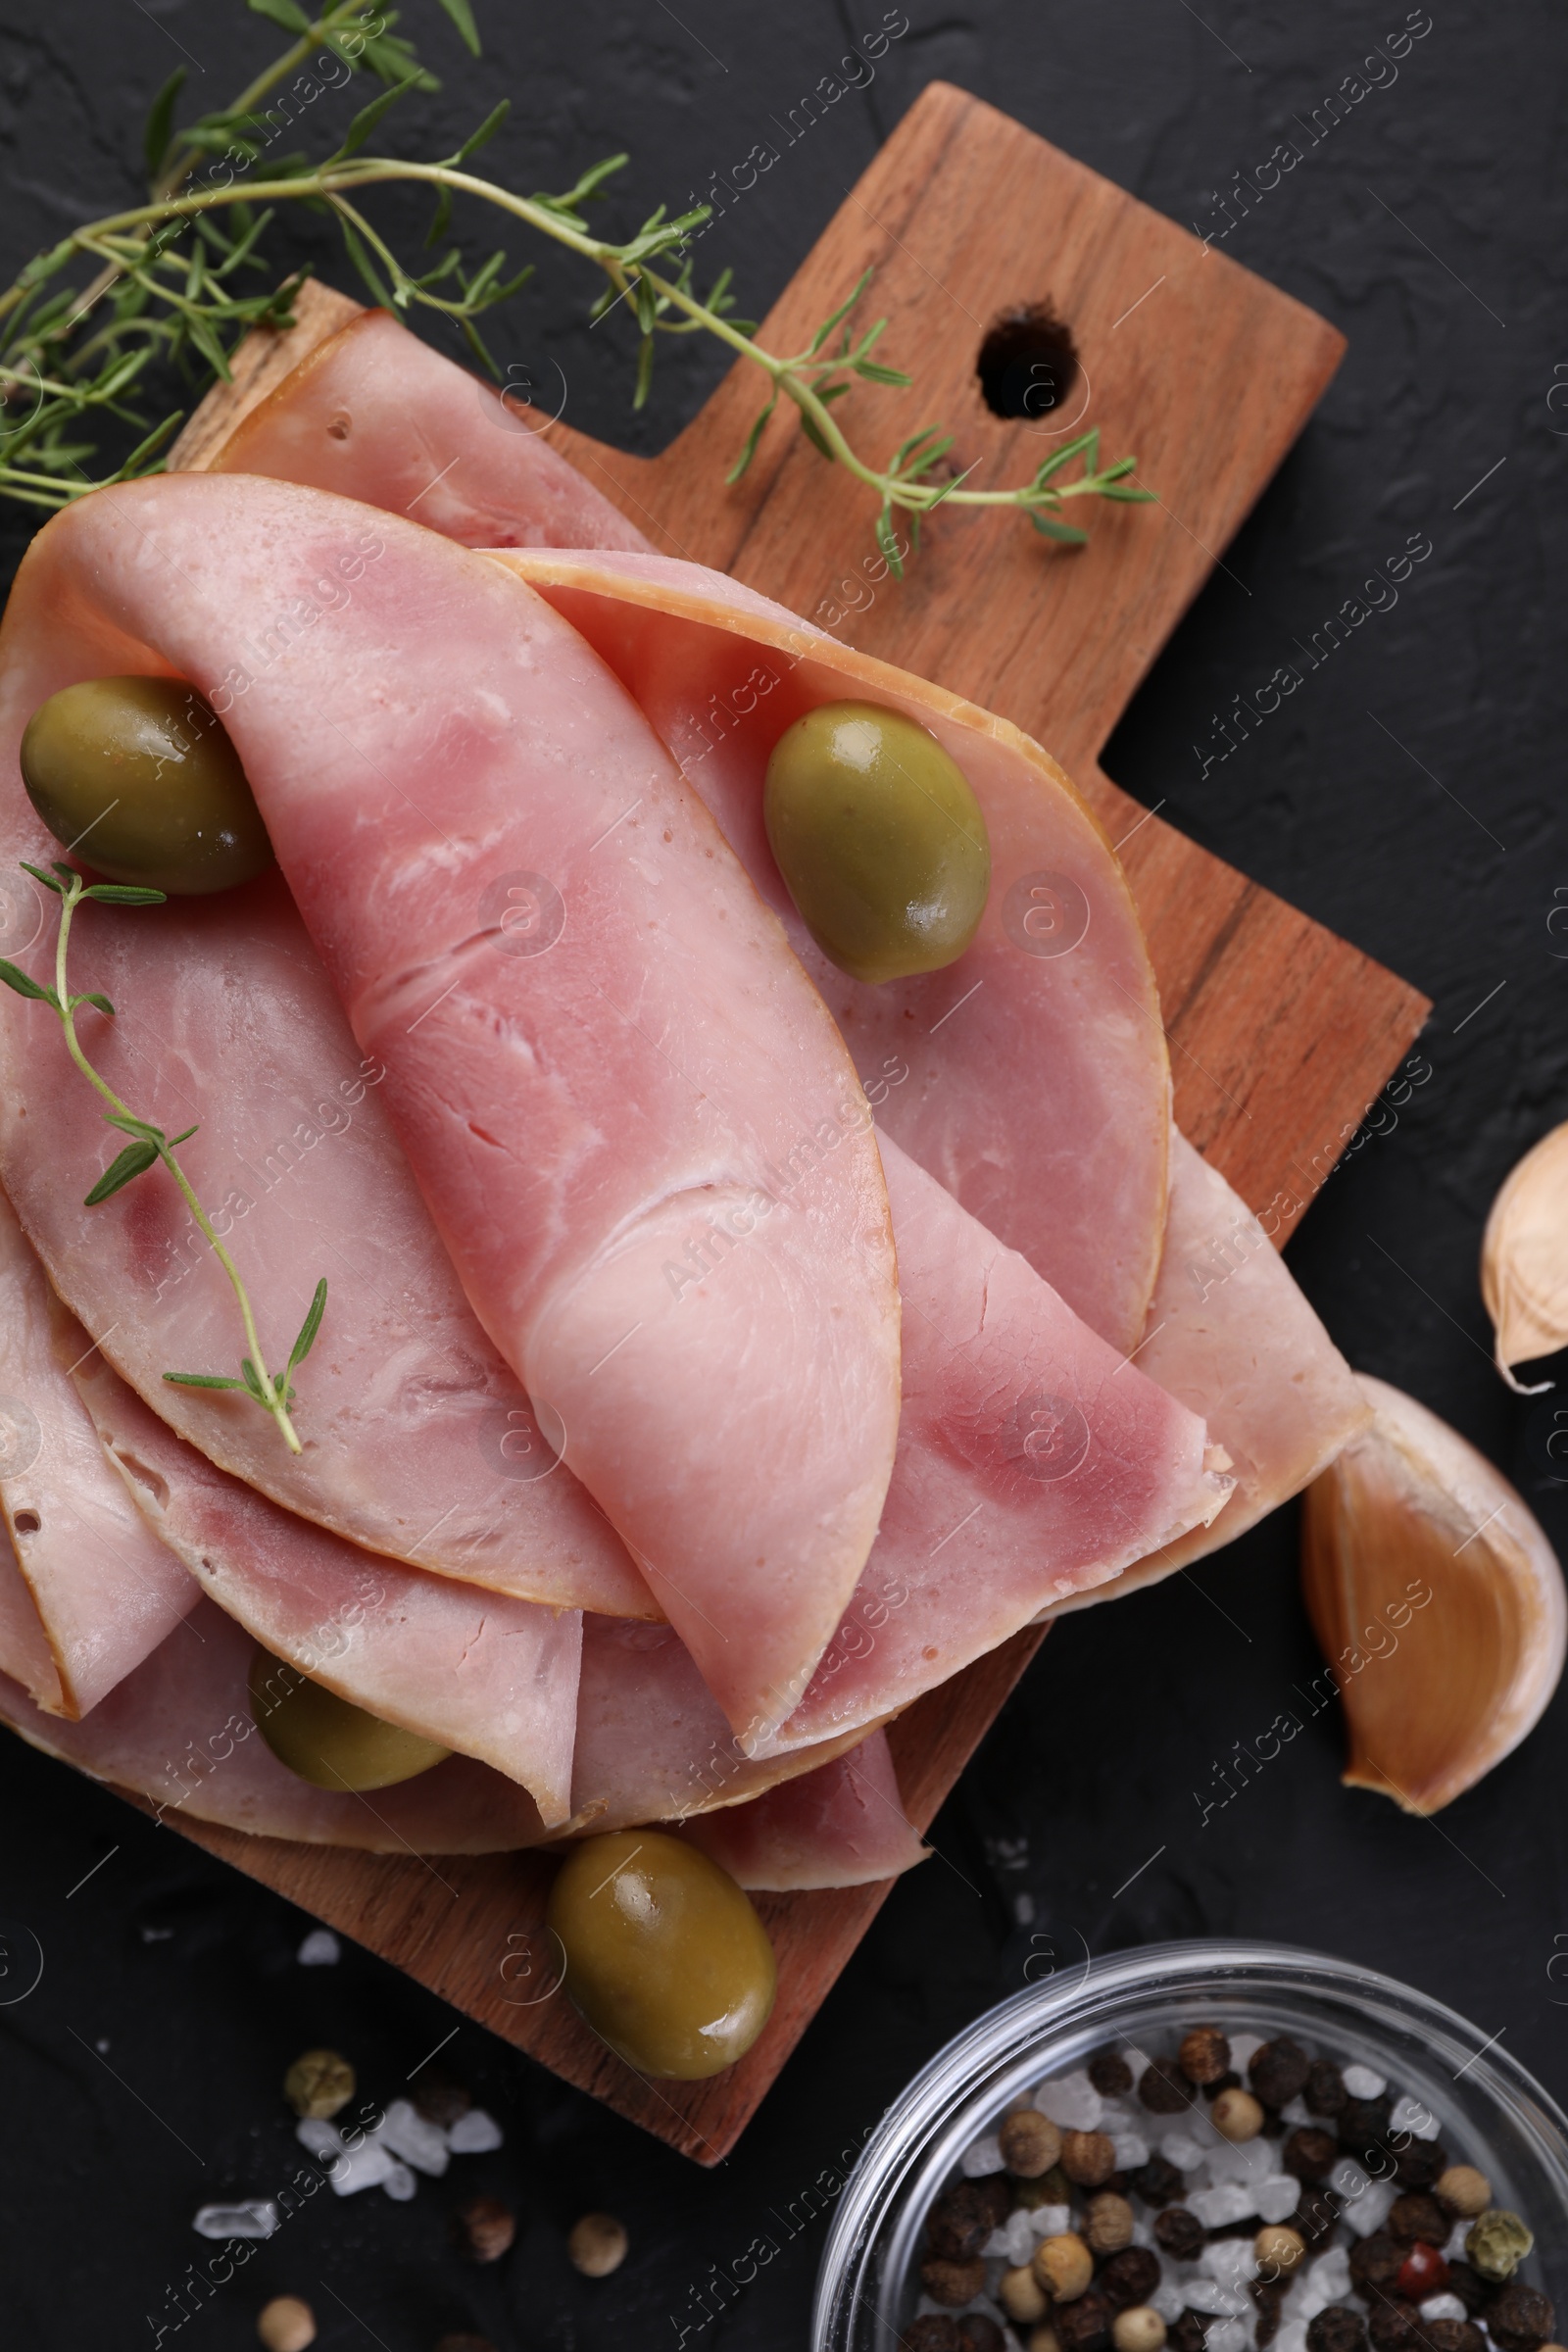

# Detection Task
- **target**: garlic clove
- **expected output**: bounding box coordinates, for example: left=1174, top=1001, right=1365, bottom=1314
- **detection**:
left=1300, top=1374, right=1566, bottom=1815
left=1481, top=1122, right=1568, bottom=1392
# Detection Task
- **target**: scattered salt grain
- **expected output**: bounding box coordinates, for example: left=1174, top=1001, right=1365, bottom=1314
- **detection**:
left=1114, top=2132, right=1151, bottom=2172
left=446, top=2106, right=503, bottom=2154
left=1257, top=2176, right=1305, bottom=2225
left=295, top=2119, right=343, bottom=2163
left=1187, top=2181, right=1258, bottom=2229
left=193, top=2200, right=278, bottom=2240
left=297, top=1929, right=340, bottom=1967
left=381, top=2159, right=417, bottom=2203
left=1160, top=2132, right=1207, bottom=2172
left=1181, top=2278, right=1250, bottom=2318
left=327, top=2139, right=396, bottom=2197
left=960, top=2132, right=1006, bottom=2178
left=379, top=2098, right=450, bottom=2177
left=1342, top=2066, right=1386, bottom=2100
left=1329, top=2157, right=1370, bottom=2202
left=1343, top=2180, right=1398, bottom=2239
left=1389, top=2093, right=1440, bottom=2141
left=1036, top=2070, right=1103, bottom=2131
left=1421, top=2298, right=1468, bottom=2325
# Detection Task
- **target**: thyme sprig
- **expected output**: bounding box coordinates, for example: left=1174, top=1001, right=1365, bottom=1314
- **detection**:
left=0, top=0, right=1152, bottom=553
left=0, top=864, right=325, bottom=1453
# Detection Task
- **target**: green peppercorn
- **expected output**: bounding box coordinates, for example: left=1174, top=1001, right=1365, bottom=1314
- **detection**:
left=283, top=2047, right=355, bottom=2120
left=1465, top=2209, right=1534, bottom=2282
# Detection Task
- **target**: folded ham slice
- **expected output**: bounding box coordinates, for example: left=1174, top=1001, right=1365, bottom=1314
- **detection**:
left=206, top=306, right=654, bottom=555
left=1, top=475, right=902, bottom=1749
left=0, top=1181, right=197, bottom=1716
left=1048, top=1129, right=1369, bottom=1616
left=677, top=1728, right=928, bottom=1889
left=71, top=1343, right=581, bottom=1824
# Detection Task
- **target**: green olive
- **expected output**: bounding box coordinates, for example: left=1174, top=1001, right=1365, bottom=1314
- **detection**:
left=20, top=675, right=273, bottom=895
left=546, top=1829, right=776, bottom=2079
left=248, top=1644, right=451, bottom=1791
left=763, top=699, right=991, bottom=985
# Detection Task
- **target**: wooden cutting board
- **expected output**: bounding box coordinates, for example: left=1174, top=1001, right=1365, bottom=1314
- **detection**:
left=144, top=81, right=1428, bottom=2162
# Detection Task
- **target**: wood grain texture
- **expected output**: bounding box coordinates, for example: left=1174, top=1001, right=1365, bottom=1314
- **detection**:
left=141, top=80, right=1429, bottom=2161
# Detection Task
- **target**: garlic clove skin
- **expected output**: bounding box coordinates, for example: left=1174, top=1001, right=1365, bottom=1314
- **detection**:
left=1300, top=1375, right=1566, bottom=1815
left=1481, top=1122, right=1568, bottom=1393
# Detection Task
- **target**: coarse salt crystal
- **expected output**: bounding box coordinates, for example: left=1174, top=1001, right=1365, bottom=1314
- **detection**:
left=1152, top=2282, right=1189, bottom=2324
left=1256, top=2175, right=1304, bottom=2225
left=1329, top=2157, right=1370, bottom=2201
left=1295, top=2248, right=1351, bottom=2320
left=446, top=2107, right=503, bottom=2154
left=382, top=2159, right=417, bottom=2203
left=192, top=2200, right=278, bottom=2240
left=295, top=2118, right=343, bottom=2162
left=1276, top=2326, right=1309, bottom=2352
left=1421, top=2299, right=1468, bottom=2325
left=1278, top=2096, right=1311, bottom=2127
left=1187, top=2182, right=1257, bottom=2229
left=1207, top=2324, right=1250, bottom=2352
left=1036, top=2070, right=1103, bottom=2131
left=379, top=2097, right=450, bottom=2177
left=1389, top=2093, right=1441, bottom=2141
left=1343, top=2180, right=1398, bottom=2239
left=328, top=2139, right=396, bottom=2196
left=1342, top=2066, right=1386, bottom=2100
left=1228, top=2034, right=1266, bottom=2071
left=1029, top=2205, right=1073, bottom=2239
left=961, top=2133, right=1006, bottom=2178
left=297, top=1928, right=340, bottom=1966
left=989, top=2213, right=1035, bottom=2267
left=1204, top=2133, right=1274, bottom=2184
left=1114, top=2132, right=1151, bottom=2172
left=1445, top=2222, right=1471, bottom=2261
left=1202, top=2240, right=1258, bottom=2289
left=1161, top=2132, right=1207, bottom=2172
left=1182, top=2279, right=1250, bottom=2318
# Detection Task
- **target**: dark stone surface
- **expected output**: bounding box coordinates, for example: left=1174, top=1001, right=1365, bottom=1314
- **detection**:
left=2, top=2, right=1566, bottom=2345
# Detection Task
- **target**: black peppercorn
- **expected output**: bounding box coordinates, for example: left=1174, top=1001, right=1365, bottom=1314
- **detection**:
left=1204, top=2071, right=1243, bottom=2099
left=926, top=2179, right=1009, bottom=2260
left=1250, top=2037, right=1311, bottom=2109
left=1014, top=2163, right=1072, bottom=2212
left=957, top=2320, right=1006, bottom=2352
left=1349, top=2234, right=1406, bottom=2297
left=1294, top=2186, right=1345, bottom=2247
left=1139, top=2057, right=1195, bottom=2114
left=1338, top=2096, right=1394, bottom=2161
left=1394, top=2138, right=1447, bottom=2190
left=1488, top=2285, right=1556, bottom=2352
left=1446, top=2263, right=1491, bottom=2318
left=1367, top=2302, right=1423, bottom=2352
left=1387, top=2192, right=1448, bottom=2246
left=451, top=2198, right=515, bottom=2265
left=1169, top=2314, right=1210, bottom=2352
left=1284, top=2127, right=1341, bottom=2182
left=1054, top=2291, right=1115, bottom=2352
left=903, top=2324, right=962, bottom=2352
left=1179, top=2026, right=1232, bottom=2084
left=1100, top=2248, right=1162, bottom=2308
left=1306, top=2307, right=1368, bottom=2352
left=920, top=2258, right=987, bottom=2308
left=1154, top=2208, right=1206, bottom=2262
left=1127, top=2154, right=1185, bottom=2208
left=1090, top=2049, right=1135, bottom=2097
left=1306, top=2059, right=1348, bottom=2117
left=1424, top=2326, right=1486, bottom=2352
left=1252, top=2284, right=1284, bottom=2350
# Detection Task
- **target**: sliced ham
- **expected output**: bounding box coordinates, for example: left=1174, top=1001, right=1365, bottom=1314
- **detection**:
left=0, top=501, right=659, bottom=1622
left=0, top=1590, right=546, bottom=1850
left=71, top=1343, right=581, bottom=1824
left=0, top=1181, right=197, bottom=1717
left=677, top=1728, right=928, bottom=1888
left=1049, top=1129, right=1369, bottom=1616
left=0, top=475, right=903, bottom=1749
left=207, top=308, right=654, bottom=555
left=489, top=550, right=1171, bottom=1354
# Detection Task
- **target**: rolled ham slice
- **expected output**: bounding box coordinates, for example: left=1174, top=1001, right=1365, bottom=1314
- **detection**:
left=0, top=475, right=902, bottom=1749
left=0, top=1182, right=197, bottom=1717
left=677, top=1728, right=928, bottom=1889
left=72, top=1342, right=581, bottom=1824
left=206, top=307, right=654, bottom=555
left=1049, top=1129, right=1369, bottom=1616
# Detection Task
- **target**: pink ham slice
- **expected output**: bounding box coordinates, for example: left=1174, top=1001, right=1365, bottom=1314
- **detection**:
left=488, top=551, right=1171, bottom=1354
left=1, top=475, right=902, bottom=1750
left=0, top=1590, right=546, bottom=1851
left=0, top=1181, right=197, bottom=1717
left=208, top=307, right=655, bottom=555
left=71, top=1343, right=581, bottom=1824
left=1049, top=1130, right=1369, bottom=1616
left=678, top=1728, right=928, bottom=1889
left=0, top=507, right=658, bottom=1621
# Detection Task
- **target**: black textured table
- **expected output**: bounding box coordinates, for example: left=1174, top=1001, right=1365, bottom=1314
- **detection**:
left=2, top=4, right=1565, bottom=2345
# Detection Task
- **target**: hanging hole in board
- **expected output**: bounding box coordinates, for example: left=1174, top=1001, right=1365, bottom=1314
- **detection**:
left=976, top=305, right=1081, bottom=421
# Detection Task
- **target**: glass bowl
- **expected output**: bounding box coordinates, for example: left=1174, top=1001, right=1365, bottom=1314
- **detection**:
left=812, top=1939, right=1568, bottom=2351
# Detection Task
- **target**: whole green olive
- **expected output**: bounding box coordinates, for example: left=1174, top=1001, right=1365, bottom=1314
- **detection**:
left=20, top=675, right=273, bottom=895
left=763, top=699, right=991, bottom=985
left=248, top=1644, right=451, bottom=1791
left=546, top=1829, right=776, bottom=2079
